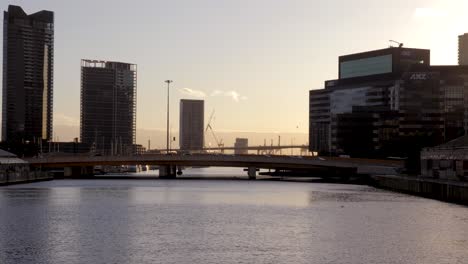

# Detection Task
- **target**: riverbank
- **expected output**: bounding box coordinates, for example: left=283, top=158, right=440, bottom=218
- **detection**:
left=371, top=174, right=468, bottom=205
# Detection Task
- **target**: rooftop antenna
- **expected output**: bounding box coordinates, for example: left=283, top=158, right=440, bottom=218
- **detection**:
left=389, top=40, right=404, bottom=48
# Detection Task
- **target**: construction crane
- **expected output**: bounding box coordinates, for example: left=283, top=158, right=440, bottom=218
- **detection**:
left=205, top=110, right=224, bottom=152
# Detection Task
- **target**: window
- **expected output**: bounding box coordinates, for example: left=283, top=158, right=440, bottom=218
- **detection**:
left=340, top=55, right=392, bottom=79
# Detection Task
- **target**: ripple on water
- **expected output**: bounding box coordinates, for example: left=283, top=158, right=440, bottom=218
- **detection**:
left=0, top=179, right=467, bottom=264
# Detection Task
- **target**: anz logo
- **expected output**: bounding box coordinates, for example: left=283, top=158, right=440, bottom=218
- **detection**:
left=409, top=72, right=430, bottom=80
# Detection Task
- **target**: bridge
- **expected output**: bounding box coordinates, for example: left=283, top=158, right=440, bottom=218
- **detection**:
left=25, top=154, right=403, bottom=179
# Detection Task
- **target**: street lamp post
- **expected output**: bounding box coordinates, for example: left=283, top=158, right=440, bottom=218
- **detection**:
left=165, top=80, right=173, bottom=154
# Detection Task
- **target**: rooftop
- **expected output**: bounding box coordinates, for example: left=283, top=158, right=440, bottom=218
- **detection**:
left=6, top=5, right=53, bottom=23
left=81, top=59, right=137, bottom=70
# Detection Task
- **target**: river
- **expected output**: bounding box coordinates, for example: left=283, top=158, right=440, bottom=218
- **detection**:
left=1, top=168, right=467, bottom=264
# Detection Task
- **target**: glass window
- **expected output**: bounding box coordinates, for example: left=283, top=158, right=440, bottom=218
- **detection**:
left=340, top=55, right=392, bottom=79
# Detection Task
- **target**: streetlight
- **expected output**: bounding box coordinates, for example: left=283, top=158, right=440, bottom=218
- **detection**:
left=165, top=80, right=173, bottom=154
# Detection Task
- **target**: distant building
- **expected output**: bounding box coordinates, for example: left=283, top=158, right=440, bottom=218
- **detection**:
left=80, top=60, right=137, bottom=155
left=179, top=99, right=204, bottom=151
left=129, top=144, right=146, bottom=155
left=234, top=138, right=248, bottom=155
left=421, top=135, right=468, bottom=181
left=309, top=46, right=468, bottom=160
left=40, top=141, right=91, bottom=155
left=459, top=33, right=468, bottom=65
left=2, top=5, right=54, bottom=142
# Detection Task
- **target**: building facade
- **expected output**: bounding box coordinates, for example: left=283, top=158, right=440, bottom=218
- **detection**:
left=421, top=135, right=468, bottom=181
left=179, top=99, right=204, bottom=151
left=234, top=138, right=248, bottom=155
left=2, top=5, right=54, bottom=142
left=309, top=46, right=468, bottom=159
left=80, top=60, right=137, bottom=155
left=459, top=33, right=468, bottom=66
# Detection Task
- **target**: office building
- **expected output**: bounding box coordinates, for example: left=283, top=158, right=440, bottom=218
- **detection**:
left=80, top=60, right=137, bottom=155
left=309, top=46, right=468, bottom=159
left=2, top=5, right=54, bottom=142
left=179, top=99, right=204, bottom=151
left=459, top=33, right=468, bottom=65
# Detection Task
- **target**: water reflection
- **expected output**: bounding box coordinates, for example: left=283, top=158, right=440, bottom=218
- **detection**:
left=76, top=187, right=133, bottom=263
left=0, top=188, right=54, bottom=263
left=130, top=185, right=311, bottom=207
left=1, top=179, right=467, bottom=264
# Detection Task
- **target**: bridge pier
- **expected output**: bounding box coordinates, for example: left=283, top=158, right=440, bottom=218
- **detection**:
left=247, top=166, right=257, bottom=180
left=159, top=165, right=177, bottom=179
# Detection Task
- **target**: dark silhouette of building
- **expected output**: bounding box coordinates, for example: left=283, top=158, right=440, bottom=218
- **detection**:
left=80, top=60, right=137, bottom=155
left=234, top=138, right=248, bottom=154
left=309, top=46, right=468, bottom=161
left=179, top=99, right=204, bottom=151
left=459, top=33, right=468, bottom=65
left=2, top=5, right=54, bottom=142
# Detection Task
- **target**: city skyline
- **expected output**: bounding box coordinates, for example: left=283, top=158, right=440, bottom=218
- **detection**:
left=1, top=0, right=468, bottom=144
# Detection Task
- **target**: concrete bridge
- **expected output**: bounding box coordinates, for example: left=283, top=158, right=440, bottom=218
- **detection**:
left=24, top=154, right=402, bottom=179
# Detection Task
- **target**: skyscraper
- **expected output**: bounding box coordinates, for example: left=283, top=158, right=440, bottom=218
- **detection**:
left=459, top=33, right=468, bottom=65
left=179, top=99, right=204, bottom=151
left=80, top=60, right=137, bottom=155
left=2, top=5, right=54, bottom=142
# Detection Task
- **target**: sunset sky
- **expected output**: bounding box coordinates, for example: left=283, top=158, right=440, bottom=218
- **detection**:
left=1, top=0, right=468, bottom=145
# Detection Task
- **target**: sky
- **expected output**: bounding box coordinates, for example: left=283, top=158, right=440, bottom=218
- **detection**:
left=1, top=0, right=468, bottom=146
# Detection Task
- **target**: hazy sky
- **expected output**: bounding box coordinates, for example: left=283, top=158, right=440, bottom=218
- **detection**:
left=1, top=0, right=468, bottom=139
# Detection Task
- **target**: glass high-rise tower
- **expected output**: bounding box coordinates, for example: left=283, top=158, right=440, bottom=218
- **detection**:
left=80, top=60, right=137, bottom=155
left=2, top=5, right=54, bottom=142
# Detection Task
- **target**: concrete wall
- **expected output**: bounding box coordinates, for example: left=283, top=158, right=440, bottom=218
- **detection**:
left=372, top=175, right=468, bottom=205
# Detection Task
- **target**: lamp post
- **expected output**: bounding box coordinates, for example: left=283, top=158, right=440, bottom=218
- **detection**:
left=165, top=80, right=173, bottom=154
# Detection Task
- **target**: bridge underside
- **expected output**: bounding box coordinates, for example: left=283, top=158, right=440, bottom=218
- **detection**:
left=35, top=164, right=358, bottom=181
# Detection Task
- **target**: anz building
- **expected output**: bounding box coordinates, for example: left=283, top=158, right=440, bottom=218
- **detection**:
left=309, top=46, right=468, bottom=159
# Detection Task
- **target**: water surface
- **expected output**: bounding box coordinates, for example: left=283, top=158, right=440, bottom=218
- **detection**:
left=1, top=172, right=467, bottom=264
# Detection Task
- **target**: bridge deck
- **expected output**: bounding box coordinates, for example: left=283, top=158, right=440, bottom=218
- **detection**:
left=24, top=154, right=402, bottom=175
